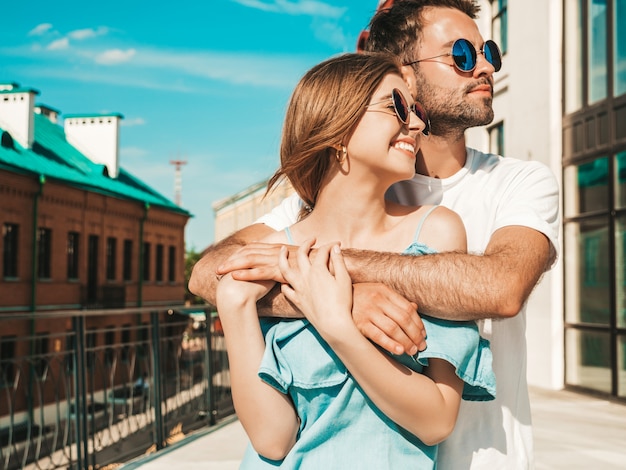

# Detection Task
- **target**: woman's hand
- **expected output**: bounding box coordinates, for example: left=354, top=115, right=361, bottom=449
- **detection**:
left=278, top=239, right=353, bottom=334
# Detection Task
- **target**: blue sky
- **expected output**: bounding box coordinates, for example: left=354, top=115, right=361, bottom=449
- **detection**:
left=1, top=0, right=382, bottom=250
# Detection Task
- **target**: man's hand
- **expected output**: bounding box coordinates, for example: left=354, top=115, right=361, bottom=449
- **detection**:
left=188, top=224, right=275, bottom=306
left=217, top=242, right=301, bottom=283
left=352, top=283, right=426, bottom=356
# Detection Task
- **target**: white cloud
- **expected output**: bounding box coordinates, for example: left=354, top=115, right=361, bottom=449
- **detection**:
left=131, top=48, right=311, bottom=89
left=28, top=23, right=53, bottom=36
left=121, top=117, right=146, bottom=127
left=231, top=0, right=345, bottom=18
left=312, top=19, right=347, bottom=49
left=95, top=48, right=136, bottom=65
left=8, top=40, right=316, bottom=91
left=68, top=26, right=110, bottom=41
left=120, top=146, right=148, bottom=158
left=47, top=38, right=69, bottom=50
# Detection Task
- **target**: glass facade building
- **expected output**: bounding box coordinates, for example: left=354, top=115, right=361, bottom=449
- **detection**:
left=563, top=0, right=626, bottom=399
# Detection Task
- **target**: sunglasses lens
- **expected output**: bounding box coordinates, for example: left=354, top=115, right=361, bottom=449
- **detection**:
left=484, top=40, right=502, bottom=72
left=392, top=89, right=410, bottom=124
left=412, top=102, right=430, bottom=136
left=451, top=39, right=477, bottom=72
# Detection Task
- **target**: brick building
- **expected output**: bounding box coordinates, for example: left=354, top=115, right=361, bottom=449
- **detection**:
left=0, top=81, right=191, bottom=314
left=0, top=82, right=194, bottom=448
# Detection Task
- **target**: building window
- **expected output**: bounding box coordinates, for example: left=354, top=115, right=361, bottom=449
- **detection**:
left=67, top=232, right=79, bottom=279
left=0, top=336, right=16, bottom=387
left=138, top=323, right=150, bottom=358
left=123, top=239, right=133, bottom=281
left=563, top=1, right=626, bottom=401
left=564, top=154, right=619, bottom=397
left=86, top=329, right=97, bottom=369
left=614, top=0, right=626, bottom=96
left=143, top=242, right=151, bottom=281
left=121, top=325, right=131, bottom=362
left=168, top=246, right=176, bottom=282
left=156, top=244, right=164, bottom=282
left=106, top=237, right=117, bottom=281
left=34, top=333, right=49, bottom=378
left=488, top=121, right=504, bottom=156
left=491, top=0, right=508, bottom=54
left=2, top=223, right=18, bottom=278
left=65, top=333, right=75, bottom=371
left=105, top=327, right=115, bottom=365
left=564, top=0, right=584, bottom=113
left=588, top=0, right=608, bottom=103
left=37, top=228, right=52, bottom=279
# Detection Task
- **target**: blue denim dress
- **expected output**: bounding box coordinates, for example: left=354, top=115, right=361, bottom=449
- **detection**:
left=240, top=229, right=496, bottom=469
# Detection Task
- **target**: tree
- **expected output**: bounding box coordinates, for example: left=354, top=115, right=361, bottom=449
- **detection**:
left=185, top=247, right=205, bottom=305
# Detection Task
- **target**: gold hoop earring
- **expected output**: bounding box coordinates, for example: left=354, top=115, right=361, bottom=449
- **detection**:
left=335, top=145, right=347, bottom=164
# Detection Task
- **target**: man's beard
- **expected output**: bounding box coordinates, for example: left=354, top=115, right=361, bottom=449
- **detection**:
left=414, top=71, right=494, bottom=137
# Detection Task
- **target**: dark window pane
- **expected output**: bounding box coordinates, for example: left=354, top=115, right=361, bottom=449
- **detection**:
left=565, top=0, right=583, bottom=113
left=565, top=218, right=610, bottom=325
left=564, top=157, right=609, bottom=217
left=143, top=242, right=151, bottom=281
left=615, top=0, right=626, bottom=96
left=489, top=121, right=504, bottom=156
left=106, top=237, right=117, bottom=281
left=2, top=223, right=19, bottom=278
left=566, top=329, right=611, bottom=393
left=168, top=246, right=176, bottom=282
left=67, top=232, right=79, bottom=279
left=156, top=244, right=164, bottom=282
left=0, top=336, right=16, bottom=387
left=123, top=239, right=133, bottom=281
left=37, top=228, right=52, bottom=279
left=491, top=0, right=508, bottom=54
left=615, top=215, right=626, bottom=328
left=588, top=0, right=607, bottom=103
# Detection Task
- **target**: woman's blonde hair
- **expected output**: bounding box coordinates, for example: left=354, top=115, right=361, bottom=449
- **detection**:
left=266, top=52, right=402, bottom=219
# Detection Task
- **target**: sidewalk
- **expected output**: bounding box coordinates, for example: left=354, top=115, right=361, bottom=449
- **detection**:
left=124, top=386, right=626, bottom=469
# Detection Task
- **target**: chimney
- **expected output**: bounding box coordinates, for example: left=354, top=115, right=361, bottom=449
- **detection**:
left=35, top=103, right=61, bottom=124
left=64, top=113, right=124, bottom=178
left=0, top=82, right=39, bottom=149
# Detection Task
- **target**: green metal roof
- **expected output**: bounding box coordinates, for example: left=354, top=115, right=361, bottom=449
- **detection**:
left=64, top=112, right=124, bottom=119
left=0, top=114, right=191, bottom=217
left=0, top=86, right=39, bottom=95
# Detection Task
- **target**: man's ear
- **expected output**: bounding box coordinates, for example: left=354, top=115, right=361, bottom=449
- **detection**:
left=400, top=65, right=418, bottom=99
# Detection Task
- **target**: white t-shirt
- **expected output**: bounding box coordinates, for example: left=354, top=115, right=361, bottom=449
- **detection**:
left=256, top=147, right=560, bottom=469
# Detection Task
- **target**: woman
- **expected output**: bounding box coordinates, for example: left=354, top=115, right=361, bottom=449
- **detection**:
left=216, top=52, right=494, bottom=468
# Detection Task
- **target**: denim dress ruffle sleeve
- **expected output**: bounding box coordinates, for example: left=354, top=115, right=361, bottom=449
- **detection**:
left=239, top=241, right=496, bottom=470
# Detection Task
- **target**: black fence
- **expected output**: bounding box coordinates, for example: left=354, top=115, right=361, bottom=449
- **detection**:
left=0, top=305, right=233, bottom=469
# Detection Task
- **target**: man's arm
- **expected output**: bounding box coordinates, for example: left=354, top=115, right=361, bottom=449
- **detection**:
left=193, top=226, right=427, bottom=354
left=346, top=225, right=553, bottom=320
left=188, top=223, right=304, bottom=318
left=188, top=224, right=274, bottom=306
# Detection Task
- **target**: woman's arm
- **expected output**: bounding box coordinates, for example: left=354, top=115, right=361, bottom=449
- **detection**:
left=329, top=327, right=463, bottom=445
left=278, top=241, right=464, bottom=445
left=215, top=275, right=299, bottom=460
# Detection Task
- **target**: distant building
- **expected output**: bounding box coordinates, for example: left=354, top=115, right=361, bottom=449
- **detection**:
left=212, top=178, right=293, bottom=243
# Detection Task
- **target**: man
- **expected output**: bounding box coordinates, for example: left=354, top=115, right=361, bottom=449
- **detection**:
left=189, top=1, right=559, bottom=468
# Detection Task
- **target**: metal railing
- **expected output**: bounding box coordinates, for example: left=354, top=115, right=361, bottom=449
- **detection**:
left=0, top=305, right=233, bottom=469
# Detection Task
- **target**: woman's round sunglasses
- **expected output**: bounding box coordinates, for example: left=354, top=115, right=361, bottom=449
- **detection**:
left=405, top=38, right=502, bottom=73
left=365, top=88, right=431, bottom=136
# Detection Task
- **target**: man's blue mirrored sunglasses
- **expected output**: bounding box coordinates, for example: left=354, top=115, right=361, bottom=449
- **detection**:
left=404, top=38, right=502, bottom=73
